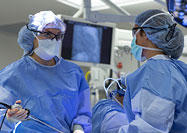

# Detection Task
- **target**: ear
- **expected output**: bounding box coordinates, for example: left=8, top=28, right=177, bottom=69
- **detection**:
left=33, top=38, right=39, bottom=49
left=145, top=35, right=149, bottom=40
left=142, top=32, right=149, bottom=40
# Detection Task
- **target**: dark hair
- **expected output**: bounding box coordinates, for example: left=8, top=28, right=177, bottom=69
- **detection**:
left=116, top=81, right=126, bottom=97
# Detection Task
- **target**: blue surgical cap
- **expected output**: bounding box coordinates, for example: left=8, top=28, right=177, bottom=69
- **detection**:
left=17, top=26, right=35, bottom=56
left=17, top=11, right=66, bottom=56
left=135, top=9, right=184, bottom=59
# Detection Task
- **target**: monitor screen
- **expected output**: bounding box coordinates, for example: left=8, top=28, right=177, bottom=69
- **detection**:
left=61, top=18, right=114, bottom=66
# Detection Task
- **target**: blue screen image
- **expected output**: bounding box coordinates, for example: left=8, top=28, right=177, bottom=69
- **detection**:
left=72, top=25, right=103, bottom=63
left=61, top=19, right=113, bottom=65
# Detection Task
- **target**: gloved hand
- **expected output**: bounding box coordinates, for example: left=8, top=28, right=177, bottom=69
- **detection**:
left=6, top=100, right=28, bottom=122
left=73, top=130, right=84, bottom=133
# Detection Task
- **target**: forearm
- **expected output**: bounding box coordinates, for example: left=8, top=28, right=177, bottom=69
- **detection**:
left=72, top=88, right=92, bottom=133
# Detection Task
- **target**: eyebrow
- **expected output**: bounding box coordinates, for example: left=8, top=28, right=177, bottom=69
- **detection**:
left=44, top=30, right=63, bottom=35
left=44, top=29, right=62, bottom=33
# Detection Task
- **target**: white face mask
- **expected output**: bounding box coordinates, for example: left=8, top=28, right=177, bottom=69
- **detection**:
left=33, top=33, right=62, bottom=60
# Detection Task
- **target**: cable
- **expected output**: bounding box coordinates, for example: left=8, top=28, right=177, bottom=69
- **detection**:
left=0, top=109, right=8, bottom=130
left=0, top=102, right=11, bottom=109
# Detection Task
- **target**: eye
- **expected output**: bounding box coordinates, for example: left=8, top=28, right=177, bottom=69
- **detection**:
left=42, top=32, right=54, bottom=39
left=45, top=32, right=51, bottom=37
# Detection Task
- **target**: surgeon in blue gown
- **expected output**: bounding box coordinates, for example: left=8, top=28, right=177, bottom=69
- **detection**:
left=0, top=11, right=91, bottom=133
left=118, top=9, right=187, bottom=133
left=92, top=79, right=128, bottom=133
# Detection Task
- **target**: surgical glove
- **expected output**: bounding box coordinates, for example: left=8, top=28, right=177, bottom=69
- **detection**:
left=73, top=130, right=84, bottom=133
left=6, top=100, right=28, bottom=122
left=73, top=124, right=84, bottom=133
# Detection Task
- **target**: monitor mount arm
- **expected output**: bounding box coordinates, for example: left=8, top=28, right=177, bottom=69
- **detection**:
left=80, top=0, right=136, bottom=23
left=74, top=0, right=166, bottom=23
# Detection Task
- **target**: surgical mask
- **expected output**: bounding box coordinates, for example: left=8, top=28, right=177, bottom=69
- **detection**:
left=131, top=35, right=163, bottom=62
left=131, top=36, right=146, bottom=62
left=33, top=33, right=61, bottom=60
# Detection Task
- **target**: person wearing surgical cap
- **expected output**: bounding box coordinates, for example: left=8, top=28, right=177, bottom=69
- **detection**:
left=92, top=78, right=128, bottom=133
left=0, top=11, right=91, bottom=133
left=118, top=9, right=187, bottom=133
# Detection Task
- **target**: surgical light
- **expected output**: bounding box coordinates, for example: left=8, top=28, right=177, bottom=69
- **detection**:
left=167, top=0, right=187, bottom=28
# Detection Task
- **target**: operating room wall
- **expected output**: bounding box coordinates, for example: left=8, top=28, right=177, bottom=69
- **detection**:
left=179, top=55, right=187, bottom=64
left=0, top=31, right=22, bottom=70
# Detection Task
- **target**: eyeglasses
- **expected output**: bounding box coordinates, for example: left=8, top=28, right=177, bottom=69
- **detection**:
left=132, top=26, right=163, bottom=36
left=132, top=23, right=177, bottom=42
left=26, top=24, right=65, bottom=41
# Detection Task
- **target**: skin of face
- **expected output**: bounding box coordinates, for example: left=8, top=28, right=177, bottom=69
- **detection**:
left=31, top=28, right=62, bottom=66
left=133, top=24, right=164, bottom=59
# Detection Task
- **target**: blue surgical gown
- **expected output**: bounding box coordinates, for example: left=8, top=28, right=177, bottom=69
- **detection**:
left=92, top=99, right=128, bottom=133
left=0, top=56, right=92, bottom=133
left=119, top=55, right=187, bottom=133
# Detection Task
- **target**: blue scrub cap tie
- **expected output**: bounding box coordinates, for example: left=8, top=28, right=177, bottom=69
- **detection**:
left=135, top=9, right=184, bottom=59
left=17, top=11, right=66, bottom=56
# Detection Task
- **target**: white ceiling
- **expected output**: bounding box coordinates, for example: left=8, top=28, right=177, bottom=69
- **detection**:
left=0, top=0, right=186, bottom=35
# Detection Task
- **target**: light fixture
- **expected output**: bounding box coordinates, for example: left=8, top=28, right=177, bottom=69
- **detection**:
left=57, top=0, right=154, bottom=11
left=167, top=0, right=187, bottom=28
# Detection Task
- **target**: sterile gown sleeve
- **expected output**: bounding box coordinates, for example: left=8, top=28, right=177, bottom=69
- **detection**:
left=101, top=111, right=128, bottom=133
left=118, top=89, right=176, bottom=133
left=71, top=73, right=92, bottom=133
left=0, top=86, right=17, bottom=132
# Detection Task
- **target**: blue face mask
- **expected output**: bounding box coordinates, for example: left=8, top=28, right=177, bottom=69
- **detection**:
left=131, top=36, right=146, bottom=62
left=131, top=34, right=163, bottom=62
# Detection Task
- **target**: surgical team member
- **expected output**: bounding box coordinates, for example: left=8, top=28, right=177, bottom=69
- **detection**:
left=119, top=9, right=187, bottom=133
left=92, top=79, right=128, bottom=133
left=0, top=11, right=91, bottom=133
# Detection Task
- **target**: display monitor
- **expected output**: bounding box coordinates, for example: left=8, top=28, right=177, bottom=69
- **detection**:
left=61, top=15, right=115, bottom=67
